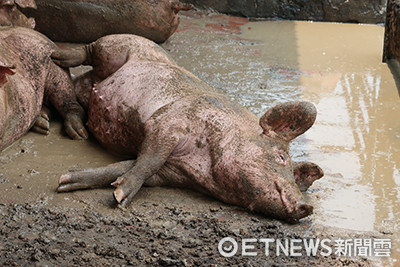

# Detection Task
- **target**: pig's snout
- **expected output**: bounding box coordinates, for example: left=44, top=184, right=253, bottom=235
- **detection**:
left=274, top=180, right=313, bottom=222
left=295, top=202, right=313, bottom=218
left=283, top=201, right=313, bottom=223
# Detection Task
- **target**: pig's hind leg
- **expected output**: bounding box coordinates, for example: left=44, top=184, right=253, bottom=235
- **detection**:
left=57, top=159, right=165, bottom=192
left=57, top=160, right=136, bottom=192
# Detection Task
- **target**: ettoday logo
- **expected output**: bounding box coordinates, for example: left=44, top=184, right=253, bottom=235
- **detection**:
left=218, top=237, right=239, bottom=257
left=218, top=237, right=392, bottom=258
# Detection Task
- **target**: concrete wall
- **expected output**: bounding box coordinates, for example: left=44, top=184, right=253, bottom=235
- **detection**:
left=183, top=0, right=387, bottom=24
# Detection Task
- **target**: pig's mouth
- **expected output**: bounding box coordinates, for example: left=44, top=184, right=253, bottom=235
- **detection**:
left=274, top=181, right=313, bottom=222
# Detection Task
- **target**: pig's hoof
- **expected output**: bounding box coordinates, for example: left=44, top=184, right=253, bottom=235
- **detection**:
left=113, top=188, right=132, bottom=208
left=111, top=175, right=143, bottom=207
left=31, top=116, right=50, bottom=135
left=113, top=187, right=125, bottom=204
left=57, top=173, right=87, bottom=192
left=112, top=177, right=130, bottom=206
left=64, top=113, right=88, bottom=140
left=32, top=107, right=51, bottom=135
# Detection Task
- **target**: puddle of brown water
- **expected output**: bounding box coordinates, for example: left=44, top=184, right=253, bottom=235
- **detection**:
left=240, top=20, right=400, bottom=262
left=165, top=15, right=399, bottom=263
left=0, top=121, right=122, bottom=210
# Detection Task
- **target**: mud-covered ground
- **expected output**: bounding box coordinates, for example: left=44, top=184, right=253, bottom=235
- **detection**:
left=1, top=201, right=373, bottom=266
left=0, top=11, right=390, bottom=266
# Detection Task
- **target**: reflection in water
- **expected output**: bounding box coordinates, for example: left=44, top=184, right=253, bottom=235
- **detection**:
left=166, top=16, right=399, bottom=262
left=241, top=20, right=400, bottom=262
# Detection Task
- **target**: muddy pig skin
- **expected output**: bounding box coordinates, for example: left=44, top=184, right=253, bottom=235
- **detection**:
left=0, top=0, right=36, bottom=28
left=22, top=0, right=193, bottom=43
left=0, top=26, right=88, bottom=151
left=53, top=34, right=324, bottom=223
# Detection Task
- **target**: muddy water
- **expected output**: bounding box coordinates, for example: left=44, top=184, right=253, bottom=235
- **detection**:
left=164, top=14, right=399, bottom=262
left=240, top=21, right=400, bottom=261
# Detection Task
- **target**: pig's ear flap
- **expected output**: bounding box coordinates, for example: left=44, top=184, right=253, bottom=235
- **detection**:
left=260, top=101, right=317, bottom=142
left=293, top=162, right=324, bottom=192
left=15, top=0, right=37, bottom=9
left=0, top=64, right=16, bottom=87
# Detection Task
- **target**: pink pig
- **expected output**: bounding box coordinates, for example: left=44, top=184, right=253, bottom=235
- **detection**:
left=53, top=34, right=324, bottom=223
left=23, top=0, right=193, bottom=43
left=0, top=1, right=87, bottom=150
left=0, top=27, right=88, bottom=151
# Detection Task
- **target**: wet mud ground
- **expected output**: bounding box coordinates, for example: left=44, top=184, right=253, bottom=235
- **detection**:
left=1, top=11, right=397, bottom=266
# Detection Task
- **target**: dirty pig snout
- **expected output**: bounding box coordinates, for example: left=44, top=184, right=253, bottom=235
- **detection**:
left=274, top=180, right=313, bottom=222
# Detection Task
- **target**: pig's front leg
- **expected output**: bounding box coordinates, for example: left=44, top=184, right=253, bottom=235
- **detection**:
left=111, top=122, right=186, bottom=207
left=45, top=61, right=88, bottom=139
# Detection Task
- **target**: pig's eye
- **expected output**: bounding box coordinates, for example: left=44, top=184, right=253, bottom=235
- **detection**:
left=278, top=154, right=286, bottom=164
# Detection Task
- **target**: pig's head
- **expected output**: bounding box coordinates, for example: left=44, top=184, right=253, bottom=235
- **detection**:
left=143, top=0, right=193, bottom=42
left=215, top=101, right=323, bottom=223
left=0, top=0, right=36, bottom=28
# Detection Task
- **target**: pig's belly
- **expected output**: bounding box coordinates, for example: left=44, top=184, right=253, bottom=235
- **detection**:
left=86, top=87, right=144, bottom=157
left=85, top=68, right=171, bottom=156
left=85, top=60, right=204, bottom=156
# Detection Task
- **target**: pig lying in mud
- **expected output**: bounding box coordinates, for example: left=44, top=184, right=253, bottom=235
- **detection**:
left=0, top=0, right=87, bottom=150
left=53, top=34, right=324, bottom=222
left=0, top=26, right=88, bottom=151
left=23, top=0, right=193, bottom=43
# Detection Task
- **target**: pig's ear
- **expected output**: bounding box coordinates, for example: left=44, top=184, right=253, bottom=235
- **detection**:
left=15, top=0, right=37, bottom=9
left=0, top=64, right=16, bottom=87
left=260, top=101, right=317, bottom=141
left=293, top=161, right=324, bottom=192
